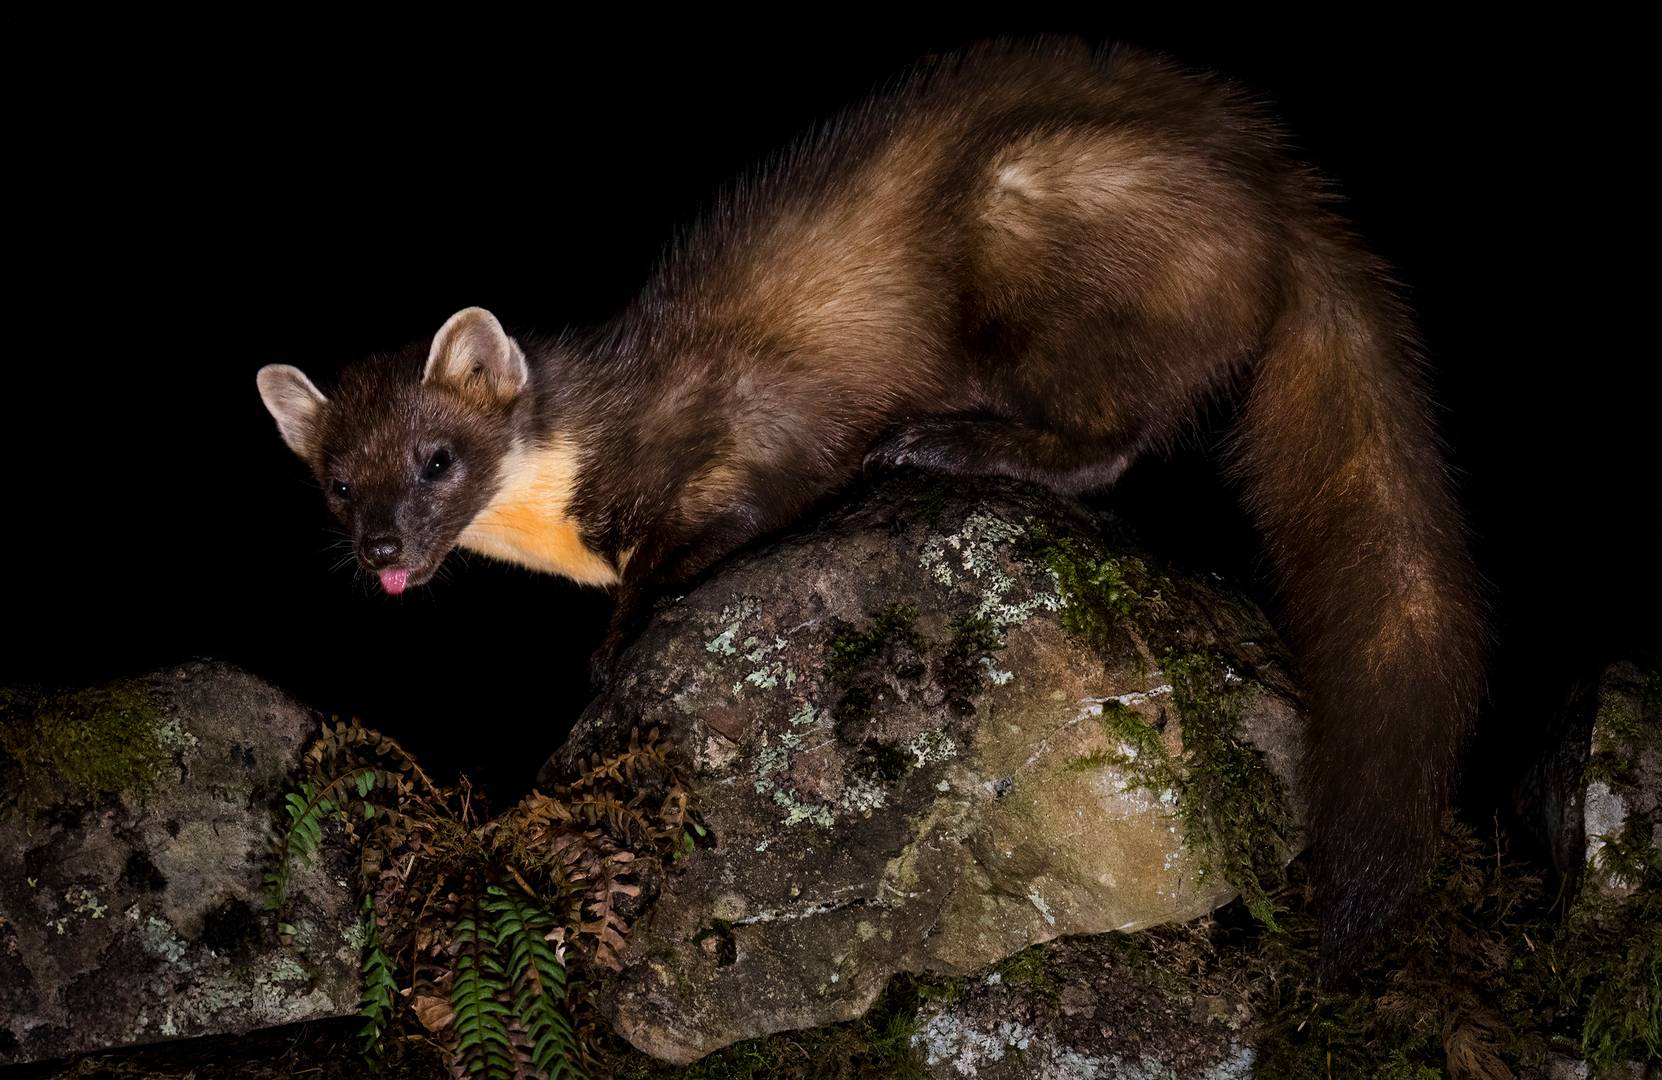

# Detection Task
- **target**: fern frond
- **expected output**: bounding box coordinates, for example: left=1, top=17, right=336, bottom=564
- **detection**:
left=304, top=716, right=443, bottom=802
left=485, top=884, right=585, bottom=1079
left=267, top=716, right=701, bottom=1078
left=265, top=779, right=340, bottom=908
left=562, top=791, right=660, bottom=847
left=451, top=898, right=515, bottom=1079
left=357, top=896, right=398, bottom=1070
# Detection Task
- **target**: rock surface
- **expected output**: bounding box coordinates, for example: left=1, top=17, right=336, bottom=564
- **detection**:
left=909, top=936, right=1255, bottom=1080
left=546, top=476, right=1306, bottom=1064
left=1579, top=660, right=1661, bottom=895
left=0, top=661, right=358, bottom=1065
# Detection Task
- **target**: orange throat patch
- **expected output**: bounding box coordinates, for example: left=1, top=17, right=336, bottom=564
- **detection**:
left=455, top=437, right=620, bottom=587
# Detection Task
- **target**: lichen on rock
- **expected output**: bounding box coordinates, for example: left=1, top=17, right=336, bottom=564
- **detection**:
left=1581, top=661, right=1662, bottom=897
left=543, top=475, right=1307, bottom=1064
left=0, top=661, right=359, bottom=1066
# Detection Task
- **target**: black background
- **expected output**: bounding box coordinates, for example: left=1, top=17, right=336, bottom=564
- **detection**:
left=9, top=18, right=1650, bottom=806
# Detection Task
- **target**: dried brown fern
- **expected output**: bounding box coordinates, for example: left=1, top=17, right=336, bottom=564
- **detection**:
left=266, top=717, right=703, bottom=1079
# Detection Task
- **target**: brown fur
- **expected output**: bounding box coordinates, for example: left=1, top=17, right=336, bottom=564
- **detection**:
left=259, top=37, right=1486, bottom=964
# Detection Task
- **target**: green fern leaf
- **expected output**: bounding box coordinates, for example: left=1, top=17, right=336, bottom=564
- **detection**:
left=356, top=897, right=398, bottom=1071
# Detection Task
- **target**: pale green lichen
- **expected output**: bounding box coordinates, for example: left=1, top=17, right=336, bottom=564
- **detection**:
left=776, top=792, right=835, bottom=828
left=65, top=885, right=108, bottom=920
left=841, top=773, right=889, bottom=815
left=142, top=914, right=190, bottom=964
left=907, top=730, right=957, bottom=768
left=340, top=913, right=372, bottom=952
left=913, top=1006, right=1254, bottom=1080
left=980, top=657, right=1015, bottom=686
left=753, top=725, right=838, bottom=828
left=912, top=1011, right=1034, bottom=1072
left=920, top=509, right=1064, bottom=634
left=919, top=509, right=1026, bottom=586
left=743, top=635, right=789, bottom=664
left=704, top=598, right=761, bottom=657
left=1026, top=890, right=1056, bottom=927
left=754, top=744, right=790, bottom=789
left=252, top=954, right=312, bottom=1009
left=707, top=600, right=798, bottom=697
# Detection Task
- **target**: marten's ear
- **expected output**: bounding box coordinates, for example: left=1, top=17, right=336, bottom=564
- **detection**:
left=256, top=364, right=328, bottom=463
left=423, top=307, right=529, bottom=402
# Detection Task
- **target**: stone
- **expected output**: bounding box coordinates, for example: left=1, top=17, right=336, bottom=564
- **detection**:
left=0, top=660, right=359, bottom=1065
left=1579, top=661, right=1662, bottom=896
left=544, top=476, right=1306, bottom=1064
left=909, top=936, right=1255, bottom=1080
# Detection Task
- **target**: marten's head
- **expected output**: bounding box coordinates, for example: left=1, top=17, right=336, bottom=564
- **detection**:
left=257, top=307, right=530, bottom=595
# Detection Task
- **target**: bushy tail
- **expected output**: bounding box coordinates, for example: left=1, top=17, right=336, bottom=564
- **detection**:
left=1230, top=220, right=1487, bottom=966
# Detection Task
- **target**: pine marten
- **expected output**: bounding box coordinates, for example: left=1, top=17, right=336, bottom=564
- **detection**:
left=255, top=38, right=1486, bottom=965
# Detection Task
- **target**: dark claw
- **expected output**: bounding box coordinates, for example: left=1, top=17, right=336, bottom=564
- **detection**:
left=863, top=426, right=935, bottom=471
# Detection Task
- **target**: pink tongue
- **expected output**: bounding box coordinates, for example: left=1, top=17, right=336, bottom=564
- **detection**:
left=378, top=568, right=410, bottom=595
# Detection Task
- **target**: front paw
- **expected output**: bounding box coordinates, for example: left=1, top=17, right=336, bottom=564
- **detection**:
left=863, top=423, right=954, bottom=472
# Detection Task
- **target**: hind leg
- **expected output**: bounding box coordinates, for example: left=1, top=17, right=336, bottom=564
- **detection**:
left=864, top=417, right=1143, bottom=496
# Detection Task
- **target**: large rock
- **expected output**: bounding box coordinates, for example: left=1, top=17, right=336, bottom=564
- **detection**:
left=0, top=660, right=359, bottom=1065
left=546, top=476, right=1306, bottom=1064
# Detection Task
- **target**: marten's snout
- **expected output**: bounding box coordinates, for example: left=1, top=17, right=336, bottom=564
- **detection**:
left=360, top=535, right=403, bottom=569
left=360, top=534, right=414, bottom=596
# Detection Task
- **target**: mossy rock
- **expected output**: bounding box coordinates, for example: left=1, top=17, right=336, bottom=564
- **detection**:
left=0, top=661, right=359, bottom=1066
left=545, top=475, right=1305, bottom=1064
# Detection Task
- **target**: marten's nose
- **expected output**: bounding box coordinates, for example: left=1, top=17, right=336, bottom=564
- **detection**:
left=361, top=535, right=403, bottom=568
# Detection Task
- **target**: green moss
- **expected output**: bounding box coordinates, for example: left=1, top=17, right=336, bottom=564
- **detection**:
left=826, top=605, right=921, bottom=678
left=1562, top=888, right=1662, bottom=1070
left=1062, top=748, right=1116, bottom=773
left=828, top=605, right=930, bottom=746
left=1558, top=816, right=1662, bottom=1069
left=1099, top=701, right=1173, bottom=780
left=940, top=613, right=1003, bottom=702
left=1548, top=665, right=1661, bottom=1069
left=852, top=739, right=911, bottom=784
left=1091, top=654, right=1295, bottom=930
left=1583, top=748, right=1634, bottom=787
left=1586, top=664, right=1661, bottom=788
left=832, top=685, right=876, bottom=742
left=992, top=943, right=1051, bottom=991
left=1588, top=814, right=1662, bottom=889
left=1024, top=523, right=1161, bottom=652
left=1163, top=653, right=1295, bottom=929
left=0, top=681, right=174, bottom=815
left=1244, top=808, right=1662, bottom=1078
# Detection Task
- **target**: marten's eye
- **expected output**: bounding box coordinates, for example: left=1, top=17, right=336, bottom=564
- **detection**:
left=331, top=480, right=351, bottom=500
left=423, top=448, right=454, bottom=481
